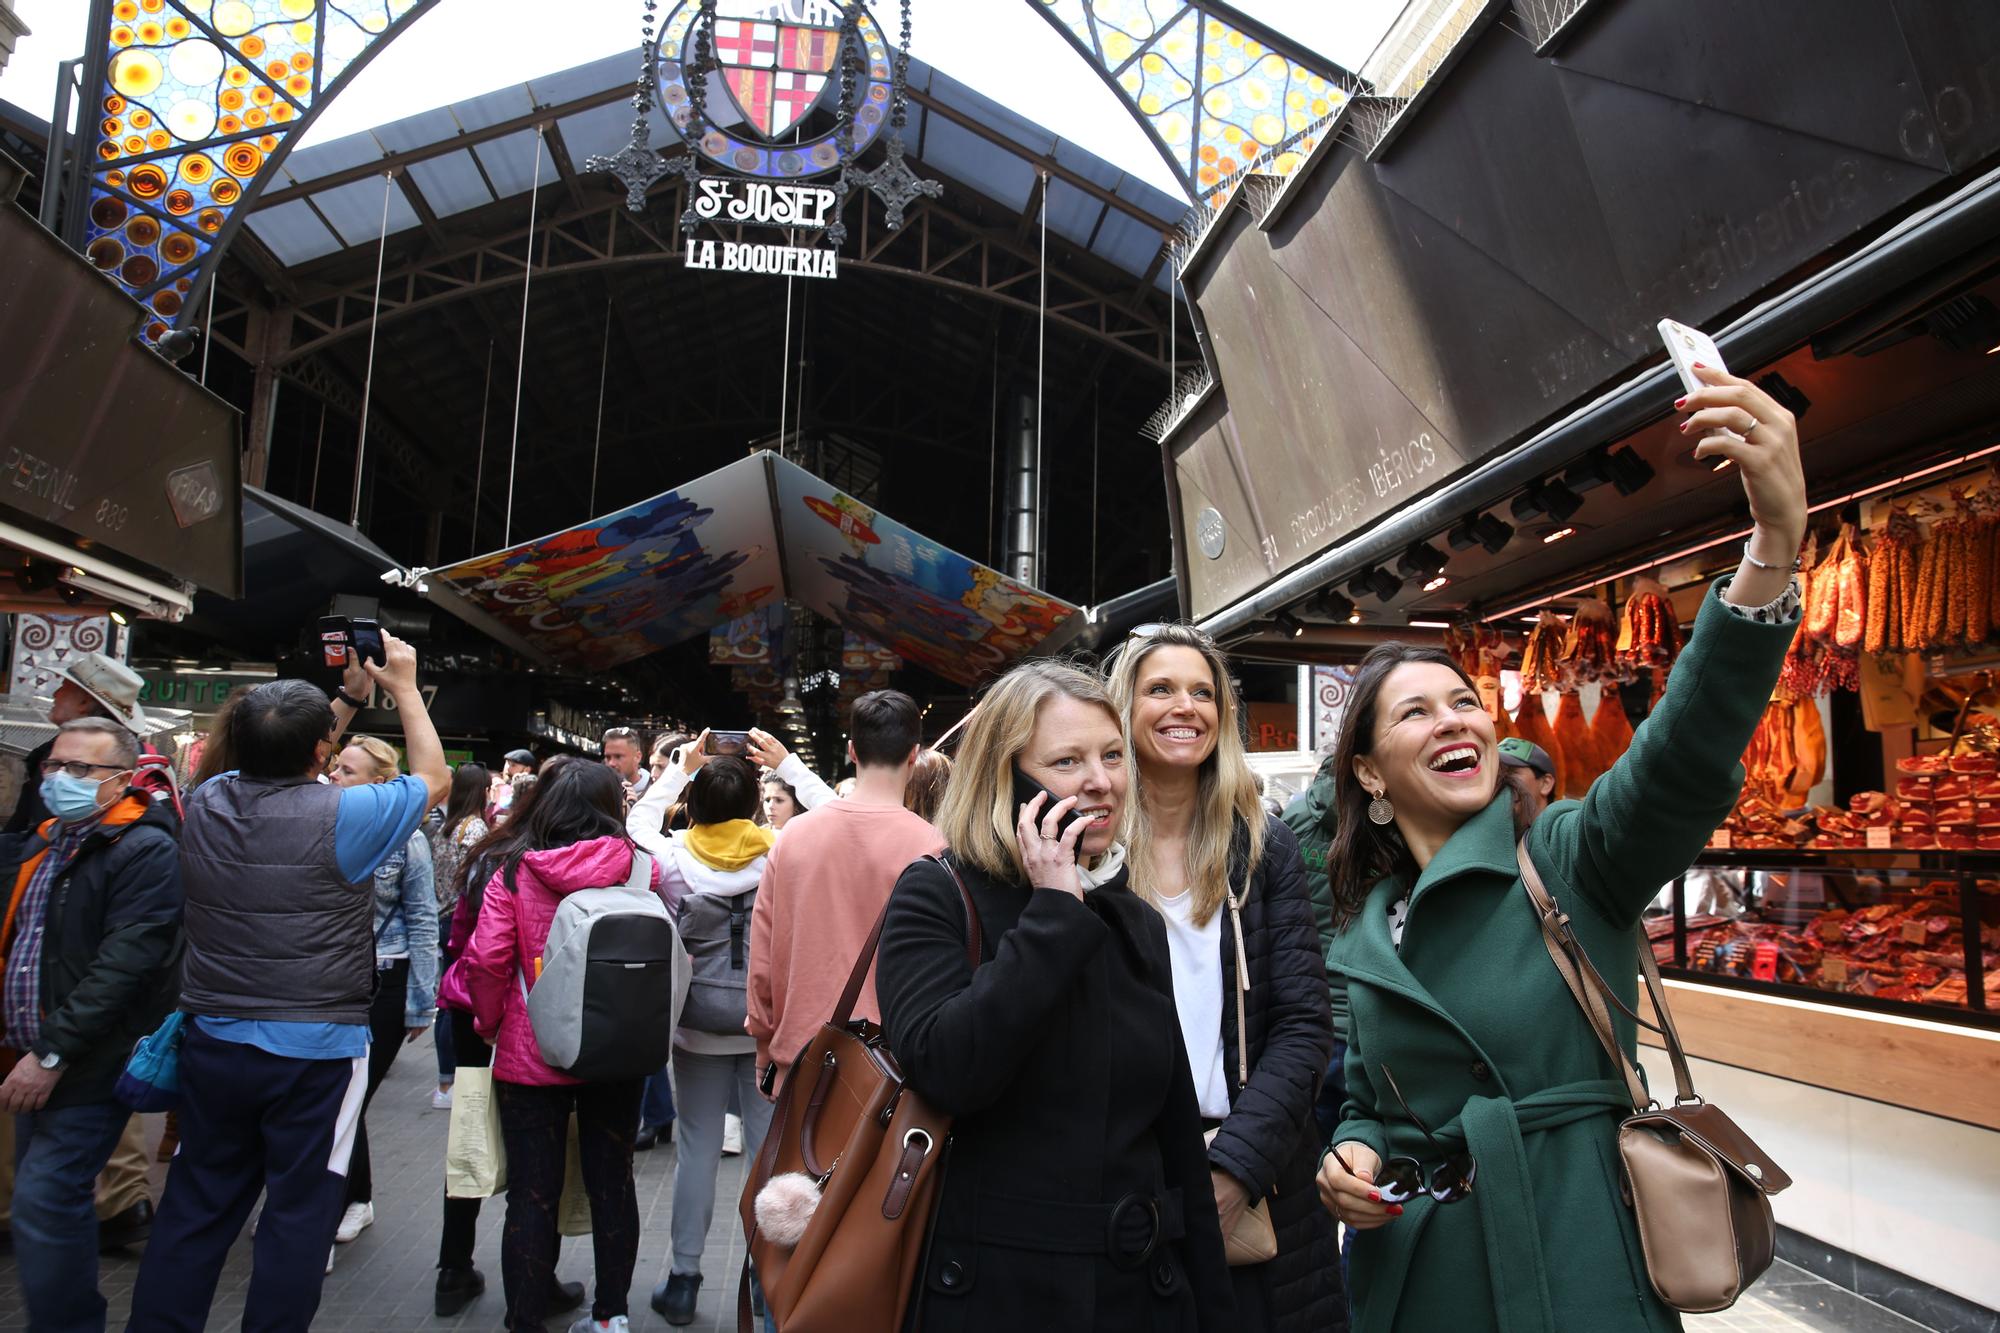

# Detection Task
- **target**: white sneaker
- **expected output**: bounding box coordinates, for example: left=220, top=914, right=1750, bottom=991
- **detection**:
left=333, top=1201, right=374, bottom=1243
left=567, top=1318, right=630, bottom=1333
left=432, top=1087, right=453, bottom=1110
left=721, top=1113, right=743, bottom=1156
left=325, top=1245, right=336, bottom=1275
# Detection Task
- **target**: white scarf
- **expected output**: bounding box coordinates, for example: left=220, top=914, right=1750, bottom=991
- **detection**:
left=1077, top=840, right=1129, bottom=890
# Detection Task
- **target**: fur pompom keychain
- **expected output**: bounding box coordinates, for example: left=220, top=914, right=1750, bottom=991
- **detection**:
left=753, top=1172, right=824, bottom=1249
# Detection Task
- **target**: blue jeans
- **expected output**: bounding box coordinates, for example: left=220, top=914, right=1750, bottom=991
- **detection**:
left=13, top=1099, right=134, bottom=1333
left=435, top=910, right=456, bottom=1083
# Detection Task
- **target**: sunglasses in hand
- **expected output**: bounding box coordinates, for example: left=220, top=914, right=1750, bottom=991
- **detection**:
left=1330, top=1064, right=1477, bottom=1206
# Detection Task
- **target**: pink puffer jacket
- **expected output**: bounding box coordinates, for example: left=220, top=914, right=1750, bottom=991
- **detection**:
left=462, top=836, right=674, bottom=1087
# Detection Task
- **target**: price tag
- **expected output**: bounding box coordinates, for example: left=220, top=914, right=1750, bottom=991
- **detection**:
left=1866, top=827, right=1893, bottom=850
left=1709, top=829, right=1733, bottom=850
left=1819, top=920, right=1844, bottom=943
left=1901, top=920, right=1928, bottom=945
left=1821, top=957, right=1849, bottom=984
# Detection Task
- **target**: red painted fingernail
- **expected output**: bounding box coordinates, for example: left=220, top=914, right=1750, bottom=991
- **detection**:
left=1678, top=419, right=1691, bottom=433
left=1674, top=396, right=1687, bottom=409
left=1692, top=361, right=1707, bottom=368
left=1367, top=1191, right=1381, bottom=1202
left=1388, top=1205, right=1405, bottom=1216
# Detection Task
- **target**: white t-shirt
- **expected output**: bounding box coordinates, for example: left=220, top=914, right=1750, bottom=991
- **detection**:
left=1157, top=887, right=1231, bottom=1120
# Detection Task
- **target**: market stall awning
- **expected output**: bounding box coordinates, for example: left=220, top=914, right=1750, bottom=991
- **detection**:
left=183, top=486, right=407, bottom=647
left=421, top=453, right=1081, bottom=686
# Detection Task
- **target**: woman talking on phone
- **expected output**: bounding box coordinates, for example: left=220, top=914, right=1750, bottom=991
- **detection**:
left=1316, top=366, right=1806, bottom=1332
left=1107, top=626, right=1340, bottom=1333
left=877, top=662, right=1233, bottom=1332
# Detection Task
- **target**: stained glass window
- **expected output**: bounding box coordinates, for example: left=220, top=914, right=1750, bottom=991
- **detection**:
left=82, top=0, right=433, bottom=342
left=1034, top=0, right=1352, bottom=202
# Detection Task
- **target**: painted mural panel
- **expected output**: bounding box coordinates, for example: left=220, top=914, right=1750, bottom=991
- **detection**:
left=770, top=455, right=1079, bottom=687
left=428, top=455, right=783, bottom=673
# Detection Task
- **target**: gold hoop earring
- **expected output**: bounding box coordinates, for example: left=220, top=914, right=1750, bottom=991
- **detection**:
left=1367, top=792, right=1395, bottom=826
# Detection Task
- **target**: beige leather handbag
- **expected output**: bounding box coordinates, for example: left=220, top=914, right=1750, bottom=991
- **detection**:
left=1517, top=843, right=1792, bottom=1313
left=1202, top=1128, right=1278, bottom=1265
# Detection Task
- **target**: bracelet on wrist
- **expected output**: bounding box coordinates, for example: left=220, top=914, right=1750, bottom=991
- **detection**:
left=333, top=689, right=366, bottom=709
left=1741, top=539, right=1801, bottom=573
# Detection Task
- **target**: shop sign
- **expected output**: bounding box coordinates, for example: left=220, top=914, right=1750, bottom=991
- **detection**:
left=136, top=671, right=268, bottom=711
left=683, top=178, right=839, bottom=280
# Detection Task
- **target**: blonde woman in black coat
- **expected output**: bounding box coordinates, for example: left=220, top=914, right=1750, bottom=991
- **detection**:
left=877, top=661, right=1233, bottom=1333
left=1109, top=625, right=1343, bottom=1333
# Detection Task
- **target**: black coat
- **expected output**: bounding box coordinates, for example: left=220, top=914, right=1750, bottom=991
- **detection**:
left=0, top=793, right=183, bottom=1109
left=1210, top=817, right=1343, bottom=1333
left=879, top=853, right=1234, bottom=1333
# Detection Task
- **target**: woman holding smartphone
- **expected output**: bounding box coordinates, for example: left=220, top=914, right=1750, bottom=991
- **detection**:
left=1316, top=367, right=1806, bottom=1332
left=1108, top=626, right=1341, bottom=1333
left=877, top=661, right=1233, bottom=1332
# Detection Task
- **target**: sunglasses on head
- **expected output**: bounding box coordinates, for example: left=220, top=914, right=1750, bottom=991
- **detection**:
left=1331, top=1064, right=1477, bottom=1206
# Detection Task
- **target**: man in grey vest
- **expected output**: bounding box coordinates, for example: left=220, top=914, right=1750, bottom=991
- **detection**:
left=129, top=632, right=450, bottom=1333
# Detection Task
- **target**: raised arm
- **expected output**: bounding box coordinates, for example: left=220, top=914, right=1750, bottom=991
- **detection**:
left=1535, top=367, right=1806, bottom=926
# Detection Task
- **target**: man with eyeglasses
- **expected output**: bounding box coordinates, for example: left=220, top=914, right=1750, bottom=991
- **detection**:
left=0, top=716, right=183, bottom=1333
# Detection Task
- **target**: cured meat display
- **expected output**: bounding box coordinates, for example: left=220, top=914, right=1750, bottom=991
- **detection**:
left=1859, top=486, right=2000, bottom=656
left=1678, top=869, right=2000, bottom=1012
left=1553, top=692, right=1598, bottom=798
left=1588, top=689, right=1635, bottom=779
left=1510, top=695, right=1565, bottom=797
left=1558, top=596, right=1619, bottom=686
left=1780, top=526, right=1863, bottom=699
left=1736, top=699, right=1826, bottom=810
left=1616, top=576, right=1681, bottom=674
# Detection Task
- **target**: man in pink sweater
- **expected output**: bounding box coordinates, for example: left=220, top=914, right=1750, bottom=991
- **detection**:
left=748, top=691, right=944, bottom=1094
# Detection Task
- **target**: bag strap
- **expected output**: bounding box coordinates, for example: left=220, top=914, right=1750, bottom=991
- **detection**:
left=625, top=849, right=652, bottom=892
left=1514, top=841, right=1696, bottom=1109
left=830, top=852, right=982, bottom=1027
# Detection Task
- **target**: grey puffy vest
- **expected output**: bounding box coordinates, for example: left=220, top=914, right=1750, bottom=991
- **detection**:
left=179, top=775, right=374, bottom=1025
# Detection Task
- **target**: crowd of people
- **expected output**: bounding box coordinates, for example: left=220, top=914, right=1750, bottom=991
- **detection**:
left=0, top=366, right=1805, bottom=1333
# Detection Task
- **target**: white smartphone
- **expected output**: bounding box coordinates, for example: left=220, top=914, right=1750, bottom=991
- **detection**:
left=1657, top=318, right=1728, bottom=396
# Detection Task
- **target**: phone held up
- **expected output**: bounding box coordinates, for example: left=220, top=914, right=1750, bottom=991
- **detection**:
left=1011, top=765, right=1094, bottom=851
left=1657, top=318, right=1730, bottom=396
left=702, top=730, right=752, bottom=757
left=317, top=615, right=386, bottom=670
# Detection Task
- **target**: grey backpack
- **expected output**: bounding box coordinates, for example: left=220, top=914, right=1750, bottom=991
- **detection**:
left=677, top=887, right=755, bottom=1035
left=520, top=850, right=689, bottom=1081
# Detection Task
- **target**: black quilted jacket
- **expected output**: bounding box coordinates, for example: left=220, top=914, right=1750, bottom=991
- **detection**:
left=1209, top=815, right=1345, bottom=1333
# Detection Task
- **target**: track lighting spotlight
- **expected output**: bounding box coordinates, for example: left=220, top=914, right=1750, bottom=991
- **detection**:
left=1350, top=566, right=1402, bottom=604
left=1273, top=611, right=1306, bottom=640
left=1307, top=589, right=1356, bottom=624
left=1448, top=513, right=1514, bottom=555
left=1511, top=478, right=1583, bottom=524
left=1756, top=372, right=1811, bottom=420
left=1606, top=448, right=1656, bottom=497
left=1396, top=541, right=1448, bottom=580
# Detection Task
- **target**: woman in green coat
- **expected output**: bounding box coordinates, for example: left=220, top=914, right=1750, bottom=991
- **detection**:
left=1316, top=366, right=1807, bottom=1333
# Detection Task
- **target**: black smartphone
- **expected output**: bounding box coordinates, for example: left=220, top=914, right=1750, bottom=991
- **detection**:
left=348, top=617, right=387, bottom=668
left=760, top=1062, right=777, bottom=1096
left=1012, top=766, right=1094, bottom=847
left=317, top=615, right=352, bottom=669
left=704, top=730, right=751, bottom=756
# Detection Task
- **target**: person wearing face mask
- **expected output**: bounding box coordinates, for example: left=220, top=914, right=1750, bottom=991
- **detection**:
left=1315, top=368, right=1807, bottom=1333
left=6, top=655, right=165, bottom=836
left=1107, top=626, right=1340, bottom=1333
left=0, top=716, right=182, bottom=1333
left=130, top=631, right=450, bottom=1333
left=876, top=662, right=1233, bottom=1333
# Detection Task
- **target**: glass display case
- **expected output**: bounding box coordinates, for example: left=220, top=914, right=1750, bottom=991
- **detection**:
left=1646, top=850, right=2000, bottom=1028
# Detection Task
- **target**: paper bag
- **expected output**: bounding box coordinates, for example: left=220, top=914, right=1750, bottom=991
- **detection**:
left=445, top=1067, right=505, bottom=1199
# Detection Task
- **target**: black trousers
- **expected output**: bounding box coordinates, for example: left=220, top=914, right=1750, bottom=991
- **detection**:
left=496, top=1077, right=642, bottom=1332
left=129, top=1028, right=365, bottom=1333
left=345, top=957, right=410, bottom=1207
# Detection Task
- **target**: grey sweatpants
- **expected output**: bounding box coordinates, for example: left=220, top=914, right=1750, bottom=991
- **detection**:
left=667, top=1047, right=775, bottom=1275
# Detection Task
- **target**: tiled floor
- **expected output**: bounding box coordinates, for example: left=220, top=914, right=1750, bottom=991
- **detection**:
left=0, top=1036, right=1948, bottom=1330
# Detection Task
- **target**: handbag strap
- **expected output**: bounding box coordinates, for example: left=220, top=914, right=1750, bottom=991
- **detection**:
left=829, top=851, right=981, bottom=1027
left=1514, top=841, right=1696, bottom=1110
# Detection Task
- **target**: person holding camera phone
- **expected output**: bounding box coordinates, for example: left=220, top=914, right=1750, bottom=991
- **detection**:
left=875, top=663, right=1233, bottom=1332
left=132, top=630, right=451, bottom=1333
left=1314, top=367, right=1805, bottom=1332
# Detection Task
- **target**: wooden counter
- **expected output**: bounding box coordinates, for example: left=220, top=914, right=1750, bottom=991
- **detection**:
left=1637, top=980, right=2000, bottom=1130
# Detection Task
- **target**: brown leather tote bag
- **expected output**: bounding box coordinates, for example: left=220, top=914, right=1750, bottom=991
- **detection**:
left=736, top=854, right=981, bottom=1333
left=1517, top=842, right=1792, bottom=1313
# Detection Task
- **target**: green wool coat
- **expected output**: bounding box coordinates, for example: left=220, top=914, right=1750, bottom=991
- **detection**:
left=1329, top=584, right=1796, bottom=1333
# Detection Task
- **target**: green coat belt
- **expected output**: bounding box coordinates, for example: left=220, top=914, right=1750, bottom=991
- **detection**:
left=1328, top=583, right=1797, bottom=1333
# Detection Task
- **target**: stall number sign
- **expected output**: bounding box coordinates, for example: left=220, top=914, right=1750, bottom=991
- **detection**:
left=684, top=178, right=839, bottom=281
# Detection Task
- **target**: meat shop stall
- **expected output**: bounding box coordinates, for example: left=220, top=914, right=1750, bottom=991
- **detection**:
left=1160, top=28, right=2000, bottom=1296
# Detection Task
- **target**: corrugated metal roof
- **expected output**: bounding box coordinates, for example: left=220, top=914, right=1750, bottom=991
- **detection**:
left=244, top=50, right=1185, bottom=277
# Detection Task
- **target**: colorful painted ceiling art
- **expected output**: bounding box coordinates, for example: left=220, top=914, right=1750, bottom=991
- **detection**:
left=84, top=0, right=433, bottom=342
left=1034, top=0, right=1350, bottom=204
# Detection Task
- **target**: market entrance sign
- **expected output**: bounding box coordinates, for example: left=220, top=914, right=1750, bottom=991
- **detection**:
left=684, top=178, right=840, bottom=279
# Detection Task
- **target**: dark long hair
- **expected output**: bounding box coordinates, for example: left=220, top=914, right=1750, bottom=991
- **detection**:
left=443, top=763, right=490, bottom=839
left=499, top=757, right=631, bottom=892
left=457, top=760, right=556, bottom=919
left=1328, top=643, right=1481, bottom=930
left=191, top=685, right=256, bottom=789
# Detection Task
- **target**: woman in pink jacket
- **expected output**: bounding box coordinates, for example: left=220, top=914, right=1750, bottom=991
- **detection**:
left=463, top=758, right=678, bottom=1333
